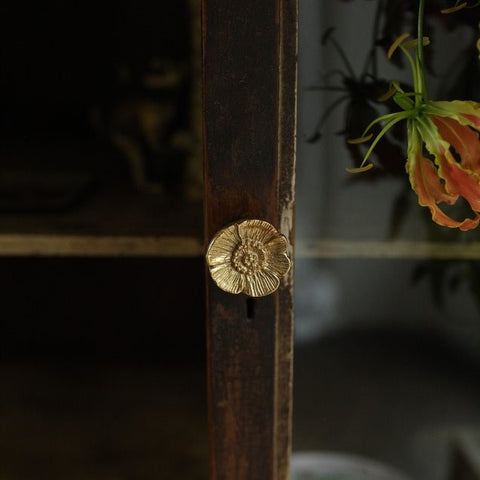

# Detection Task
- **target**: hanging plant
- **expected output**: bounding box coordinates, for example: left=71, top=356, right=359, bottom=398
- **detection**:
left=348, top=0, right=480, bottom=231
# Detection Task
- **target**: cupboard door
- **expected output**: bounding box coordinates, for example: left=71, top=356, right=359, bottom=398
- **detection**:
left=202, top=0, right=298, bottom=478
left=292, top=2, right=480, bottom=480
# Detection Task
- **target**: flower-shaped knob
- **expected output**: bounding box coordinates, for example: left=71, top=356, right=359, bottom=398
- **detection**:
left=206, top=219, right=292, bottom=297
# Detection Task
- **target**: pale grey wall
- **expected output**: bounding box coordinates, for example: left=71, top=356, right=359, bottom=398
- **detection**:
left=294, top=0, right=480, bottom=350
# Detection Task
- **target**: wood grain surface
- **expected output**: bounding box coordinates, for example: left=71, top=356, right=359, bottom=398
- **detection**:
left=202, top=0, right=297, bottom=478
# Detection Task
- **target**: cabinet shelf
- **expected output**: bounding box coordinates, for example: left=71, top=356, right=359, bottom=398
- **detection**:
left=0, top=0, right=203, bottom=258
left=0, top=234, right=203, bottom=257
left=298, top=239, right=480, bottom=260
left=0, top=186, right=203, bottom=257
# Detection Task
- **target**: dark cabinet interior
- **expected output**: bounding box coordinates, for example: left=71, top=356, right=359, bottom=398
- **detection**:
left=0, top=0, right=202, bottom=235
left=1, top=259, right=208, bottom=480
left=0, top=2, right=207, bottom=479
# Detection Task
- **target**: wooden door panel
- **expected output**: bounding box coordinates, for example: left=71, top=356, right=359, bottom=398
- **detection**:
left=202, top=1, right=297, bottom=478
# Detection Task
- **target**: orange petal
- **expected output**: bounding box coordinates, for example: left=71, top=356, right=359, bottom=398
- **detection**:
left=407, top=147, right=480, bottom=230
left=464, top=114, right=480, bottom=128
left=433, top=116, right=480, bottom=172
left=407, top=151, right=457, bottom=205
left=430, top=101, right=480, bottom=130
left=436, top=149, right=480, bottom=212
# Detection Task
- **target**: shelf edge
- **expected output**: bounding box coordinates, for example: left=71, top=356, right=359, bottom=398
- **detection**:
left=297, top=240, right=480, bottom=259
left=0, top=234, right=204, bottom=257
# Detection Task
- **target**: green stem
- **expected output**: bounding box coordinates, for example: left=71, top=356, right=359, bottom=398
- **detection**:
left=417, top=0, right=429, bottom=104
left=359, top=111, right=414, bottom=166
left=362, top=0, right=383, bottom=77
left=400, top=45, right=421, bottom=96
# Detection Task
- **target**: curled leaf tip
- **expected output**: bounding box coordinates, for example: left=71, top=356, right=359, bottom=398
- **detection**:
left=346, top=163, right=374, bottom=174
left=402, top=36, right=431, bottom=50
left=377, top=86, right=397, bottom=102
left=347, top=134, right=373, bottom=144
left=441, top=2, right=467, bottom=13
left=387, top=33, right=411, bottom=59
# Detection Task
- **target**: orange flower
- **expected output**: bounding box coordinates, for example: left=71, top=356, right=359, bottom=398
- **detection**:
left=406, top=101, right=480, bottom=230
left=350, top=28, right=480, bottom=230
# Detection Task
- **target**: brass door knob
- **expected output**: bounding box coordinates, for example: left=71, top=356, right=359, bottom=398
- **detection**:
left=206, top=219, right=292, bottom=297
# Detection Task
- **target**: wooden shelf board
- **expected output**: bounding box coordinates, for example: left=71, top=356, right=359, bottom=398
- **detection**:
left=0, top=185, right=204, bottom=256
left=297, top=240, right=480, bottom=260
left=0, top=234, right=203, bottom=257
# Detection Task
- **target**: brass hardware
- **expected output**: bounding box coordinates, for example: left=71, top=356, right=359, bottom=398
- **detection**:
left=206, top=219, right=291, bottom=297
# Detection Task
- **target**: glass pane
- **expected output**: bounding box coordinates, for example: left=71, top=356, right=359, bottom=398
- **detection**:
left=0, top=1, right=202, bottom=240
left=294, top=2, right=480, bottom=480
left=0, top=2, right=207, bottom=478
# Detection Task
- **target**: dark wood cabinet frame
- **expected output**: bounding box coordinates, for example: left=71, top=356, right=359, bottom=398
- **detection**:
left=202, top=1, right=298, bottom=478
